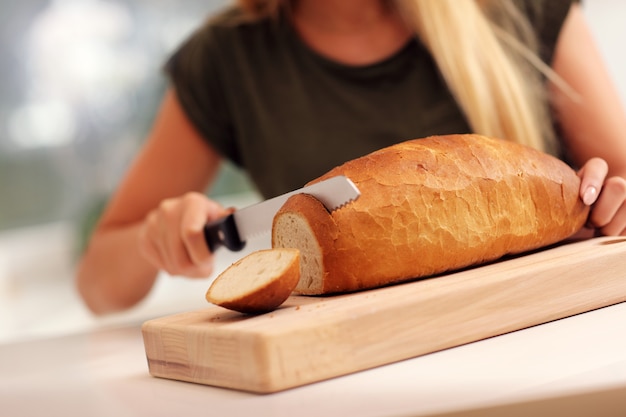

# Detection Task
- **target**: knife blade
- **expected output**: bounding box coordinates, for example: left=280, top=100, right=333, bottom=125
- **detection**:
left=203, top=175, right=360, bottom=252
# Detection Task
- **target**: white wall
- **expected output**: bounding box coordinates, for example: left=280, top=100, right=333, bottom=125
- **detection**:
left=584, top=0, right=626, bottom=104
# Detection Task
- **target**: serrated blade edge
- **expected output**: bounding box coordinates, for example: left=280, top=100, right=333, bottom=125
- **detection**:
left=232, top=175, right=360, bottom=240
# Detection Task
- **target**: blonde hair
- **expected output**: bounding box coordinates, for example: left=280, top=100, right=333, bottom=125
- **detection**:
left=237, top=0, right=564, bottom=154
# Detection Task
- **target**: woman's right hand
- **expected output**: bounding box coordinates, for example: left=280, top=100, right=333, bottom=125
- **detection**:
left=138, top=192, right=232, bottom=278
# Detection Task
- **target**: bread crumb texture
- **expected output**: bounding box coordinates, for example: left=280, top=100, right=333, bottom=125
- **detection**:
left=206, top=248, right=300, bottom=314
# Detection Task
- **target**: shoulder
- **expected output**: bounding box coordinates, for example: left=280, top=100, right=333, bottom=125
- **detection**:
left=165, top=5, right=282, bottom=87
left=188, top=6, right=280, bottom=56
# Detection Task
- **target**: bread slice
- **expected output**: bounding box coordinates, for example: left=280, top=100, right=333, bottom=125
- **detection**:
left=206, top=248, right=300, bottom=314
left=272, top=195, right=331, bottom=294
left=272, top=134, right=589, bottom=295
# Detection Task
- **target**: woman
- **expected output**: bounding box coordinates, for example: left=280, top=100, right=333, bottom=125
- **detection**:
left=77, top=0, right=626, bottom=314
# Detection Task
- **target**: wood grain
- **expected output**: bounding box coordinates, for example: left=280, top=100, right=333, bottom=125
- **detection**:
left=142, top=237, right=626, bottom=393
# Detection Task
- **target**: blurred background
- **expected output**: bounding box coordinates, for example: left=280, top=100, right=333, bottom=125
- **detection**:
left=1, top=0, right=625, bottom=343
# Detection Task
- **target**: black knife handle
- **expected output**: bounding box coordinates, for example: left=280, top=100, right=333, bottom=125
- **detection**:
left=203, top=214, right=246, bottom=252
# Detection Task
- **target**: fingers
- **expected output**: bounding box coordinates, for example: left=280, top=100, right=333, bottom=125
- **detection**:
left=159, top=197, right=196, bottom=273
left=180, top=194, right=231, bottom=275
left=587, top=176, right=626, bottom=236
left=576, top=158, right=626, bottom=236
left=138, top=192, right=230, bottom=277
left=578, top=157, right=608, bottom=205
left=139, top=198, right=194, bottom=276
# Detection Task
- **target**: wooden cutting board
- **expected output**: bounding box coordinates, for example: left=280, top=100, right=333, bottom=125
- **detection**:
left=142, top=237, right=626, bottom=393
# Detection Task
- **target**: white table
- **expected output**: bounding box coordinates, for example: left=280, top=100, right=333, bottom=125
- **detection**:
left=2, top=300, right=626, bottom=417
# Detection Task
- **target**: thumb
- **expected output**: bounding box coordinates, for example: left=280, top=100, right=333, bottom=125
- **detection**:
left=578, top=157, right=608, bottom=206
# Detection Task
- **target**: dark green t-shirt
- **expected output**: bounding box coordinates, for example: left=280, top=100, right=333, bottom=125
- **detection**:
left=167, top=0, right=576, bottom=198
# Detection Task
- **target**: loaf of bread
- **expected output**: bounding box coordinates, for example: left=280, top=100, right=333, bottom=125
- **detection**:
left=272, top=134, right=589, bottom=295
left=206, top=248, right=300, bottom=314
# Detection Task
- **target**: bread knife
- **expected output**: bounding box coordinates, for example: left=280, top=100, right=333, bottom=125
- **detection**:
left=203, top=175, right=360, bottom=252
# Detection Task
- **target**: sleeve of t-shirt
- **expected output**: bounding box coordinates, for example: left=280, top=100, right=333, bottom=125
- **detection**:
left=518, top=0, right=579, bottom=65
left=164, top=21, right=240, bottom=164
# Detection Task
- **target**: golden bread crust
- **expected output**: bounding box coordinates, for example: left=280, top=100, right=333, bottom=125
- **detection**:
left=206, top=248, right=300, bottom=314
left=273, top=134, right=589, bottom=294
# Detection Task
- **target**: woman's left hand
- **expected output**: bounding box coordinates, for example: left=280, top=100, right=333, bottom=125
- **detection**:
left=578, top=157, right=626, bottom=236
